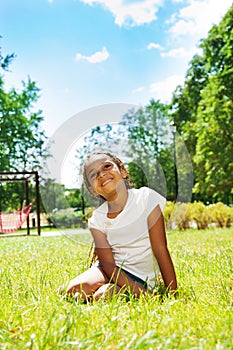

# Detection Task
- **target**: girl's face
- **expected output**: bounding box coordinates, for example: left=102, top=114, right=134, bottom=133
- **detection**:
left=85, top=154, right=127, bottom=200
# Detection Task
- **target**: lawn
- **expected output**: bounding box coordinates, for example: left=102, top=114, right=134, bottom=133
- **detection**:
left=0, top=228, right=232, bottom=349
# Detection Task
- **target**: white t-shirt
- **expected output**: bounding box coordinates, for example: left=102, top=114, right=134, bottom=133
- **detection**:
left=88, top=187, right=166, bottom=289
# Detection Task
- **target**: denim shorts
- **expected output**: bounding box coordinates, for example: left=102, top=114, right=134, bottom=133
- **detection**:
left=119, top=267, right=148, bottom=289
left=93, top=261, right=148, bottom=289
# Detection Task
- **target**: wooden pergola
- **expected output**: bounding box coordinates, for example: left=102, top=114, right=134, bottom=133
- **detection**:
left=0, top=171, right=41, bottom=235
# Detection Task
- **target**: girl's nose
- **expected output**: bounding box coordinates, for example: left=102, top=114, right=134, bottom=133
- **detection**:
left=97, top=169, right=107, bottom=178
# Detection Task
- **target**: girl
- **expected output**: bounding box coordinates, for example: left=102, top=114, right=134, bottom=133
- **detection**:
left=66, top=152, right=177, bottom=301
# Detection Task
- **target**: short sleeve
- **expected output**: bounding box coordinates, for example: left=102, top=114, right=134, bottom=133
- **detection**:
left=88, top=202, right=108, bottom=232
left=88, top=211, right=101, bottom=231
left=144, top=187, right=166, bottom=214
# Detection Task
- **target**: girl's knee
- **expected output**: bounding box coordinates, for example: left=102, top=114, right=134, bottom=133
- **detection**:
left=66, top=280, right=89, bottom=296
left=93, top=283, right=121, bottom=301
left=65, top=267, right=107, bottom=298
left=66, top=279, right=104, bottom=298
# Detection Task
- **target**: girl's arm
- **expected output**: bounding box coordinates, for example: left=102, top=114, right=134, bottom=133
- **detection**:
left=148, top=205, right=178, bottom=294
left=90, top=228, right=147, bottom=297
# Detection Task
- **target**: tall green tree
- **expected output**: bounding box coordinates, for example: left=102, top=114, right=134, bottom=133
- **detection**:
left=192, top=5, right=233, bottom=204
left=120, top=99, right=175, bottom=199
left=0, top=43, right=48, bottom=172
left=169, top=5, right=233, bottom=204
left=0, top=42, right=49, bottom=211
left=170, top=54, right=208, bottom=157
left=40, top=178, right=69, bottom=213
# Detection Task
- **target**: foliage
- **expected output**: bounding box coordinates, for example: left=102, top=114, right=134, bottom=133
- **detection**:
left=65, top=188, right=83, bottom=209
left=208, top=202, right=232, bottom=228
left=190, top=201, right=211, bottom=230
left=170, top=202, right=192, bottom=230
left=193, top=73, right=233, bottom=203
left=164, top=200, right=233, bottom=230
left=163, top=201, right=175, bottom=229
left=0, top=42, right=49, bottom=212
left=47, top=207, right=95, bottom=229
left=170, top=54, right=209, bottom=157
left=40, top=178, right=69, bottom=213
left=47, top=210, right=84, bottom=228
left=120, top=100, right=176, bottom=199
left=169, top=5, right=233, bottom=204
left=0, top=43, right=48, bottom=172
left=0, top=181, right=26, bottom=211
left=0, top=229, right=232, bottom=349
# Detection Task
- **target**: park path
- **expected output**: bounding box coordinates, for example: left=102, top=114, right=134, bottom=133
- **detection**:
left=40, top=228, right=90, bottom=236
left=0, top=228, right=90, bottom=238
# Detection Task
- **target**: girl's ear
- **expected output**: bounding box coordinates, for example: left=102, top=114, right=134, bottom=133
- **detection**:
left=120, top=168, right=127, bottom=179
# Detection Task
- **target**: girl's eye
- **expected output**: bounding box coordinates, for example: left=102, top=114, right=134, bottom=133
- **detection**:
left=104, top=163, right=112, bottom=169
left=89, top=163, right=113, bottom=181
left=90, top=172, right=97, bottom=179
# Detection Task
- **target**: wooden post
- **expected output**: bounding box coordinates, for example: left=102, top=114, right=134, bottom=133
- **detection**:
left=25, top=180, right=30, bottom=235
left=35, top=172, right=41, bottom=236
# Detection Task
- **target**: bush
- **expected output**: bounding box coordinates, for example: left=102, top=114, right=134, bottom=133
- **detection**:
left=172, top=202, right=192, bottom=230
left=164, top=201, right=175, bottom=229
left=164, top=201, right=233, bottom=230
left=191, top=201, right=211, bottom=229
left=208, top=202, right=232, bottom=228
left=48, top=210, right=84, bottom=228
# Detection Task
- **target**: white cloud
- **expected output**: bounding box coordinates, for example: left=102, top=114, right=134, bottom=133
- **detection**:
left=132, top=86, right=145, bottom=94
left=169, top=0, right=232, bottom=38
left=172, top=0, right=185, bottom=3
left=75, top=46, right=109, bottom=63
left=161, top=46, right=202, bottom=58
left=64, top=87, right=71, bottom=94
left=161, top=47, right=187, bottom=58
left=147, top=42, right=164, bottom=50
left=149, top=75, right=184, bottom=102
left=81, top=0, right=163, bottom=27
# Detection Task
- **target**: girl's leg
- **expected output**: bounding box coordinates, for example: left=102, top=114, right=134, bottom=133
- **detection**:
left=93, top=283, right=121, bottom=301
left=66, top=266, right=108, bottom=300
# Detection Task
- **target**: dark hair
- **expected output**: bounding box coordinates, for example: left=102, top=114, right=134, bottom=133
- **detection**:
left=83, top=151, right=133, bottom=201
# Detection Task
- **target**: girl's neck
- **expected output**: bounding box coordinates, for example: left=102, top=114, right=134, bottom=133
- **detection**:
left=107, top=187, right=128, bottom=218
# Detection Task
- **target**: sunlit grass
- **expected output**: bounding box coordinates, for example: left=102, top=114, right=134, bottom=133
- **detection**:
left=0, top=228, right=232, bottom=349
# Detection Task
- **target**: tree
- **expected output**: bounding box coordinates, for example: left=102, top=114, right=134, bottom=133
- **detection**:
left=193, top=76, right=233, bottom=203
left=169, top=4, right=233, bottom=204
left=0, top=42, right=48, bottom=172
left=170, top=54, right=209, bottom=158
left=192, top=5, right=233, bottom=204
left=120, top=99, right=175, bottom=199
left=40, top=178, right=69, bottom=213
left=65, top=188, right=83, bottom=209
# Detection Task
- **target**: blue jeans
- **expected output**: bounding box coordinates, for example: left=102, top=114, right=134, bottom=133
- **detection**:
left=119, top=267, right=148, bottom=289
left=93, top=261, right=148, bottom=289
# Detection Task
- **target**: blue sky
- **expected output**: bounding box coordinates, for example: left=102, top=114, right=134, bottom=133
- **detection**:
left=1, top=0, right=232, bottom=139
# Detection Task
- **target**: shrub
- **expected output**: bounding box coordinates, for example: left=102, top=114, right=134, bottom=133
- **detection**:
left=48, top=210, right=84, bottom=228
left=164, top=201, right=175, bottom=229
left=191, top=201, right=211, bottom=229
left=172, top=202, right=192, bottom=230
left=208, top=202, right=232, bottom=228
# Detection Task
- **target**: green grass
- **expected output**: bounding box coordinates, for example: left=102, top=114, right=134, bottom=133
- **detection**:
left=0, top=228, right=232, bottom=349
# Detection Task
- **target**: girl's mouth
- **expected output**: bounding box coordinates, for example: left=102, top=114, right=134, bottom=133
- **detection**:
left=101, top=178, right=113, bottom=186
